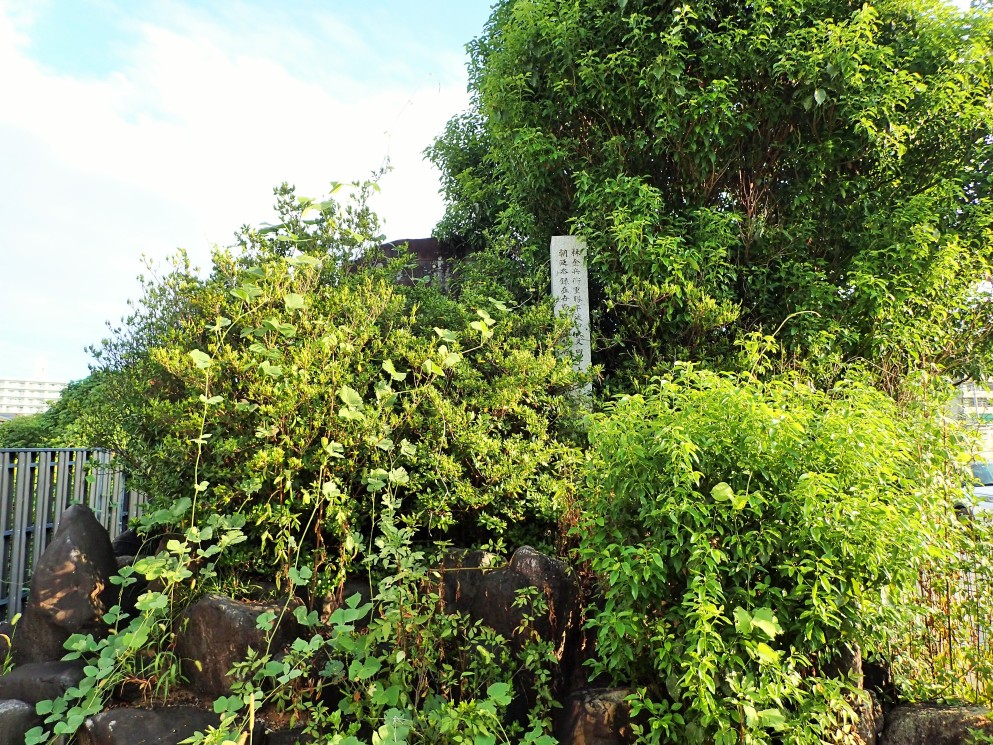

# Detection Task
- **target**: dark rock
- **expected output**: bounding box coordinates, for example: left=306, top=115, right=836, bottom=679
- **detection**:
left=880, top=704, right=993, bottom=744
left=852, top=691, right=884, bottom=745
left=266, top=727, right=315, bottom=745
left=823, top=643, right=863, bottom=688
left=0, top=661, right=84, bottom=704
left=440, top=546, right=581, bottom=720
left=174, top=594, right=303, bottom=698
left=441, top=546, right=579, bottom=653
left=864, top=656, right=897, bottom=705
left=12, top=505, right=118, bottom=665
left=77, top=706, right=221, bottom=745
left=0, top=698, right=41, bottom=745
left=111, top=529, right=145, bottom=558
left=555, top=688, right=636, bottom=745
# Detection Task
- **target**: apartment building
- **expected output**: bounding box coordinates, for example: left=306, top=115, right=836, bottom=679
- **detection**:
left=953, top=380, right=993, bottom=459
left=0, top=378, right=66, bottom=419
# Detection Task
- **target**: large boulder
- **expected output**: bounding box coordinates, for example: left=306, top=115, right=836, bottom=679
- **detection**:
left=0, top=699, right=42, bottom=745
left=77, top=706, right=221, bottom=745
left=441, top=546, right=579, bottom=655
left=441, top=546, right=582, bottom=720
left=174, top=594, right=303, bottom=698
left=11, top=505, right=117, bottom=665
left=0, top=661, right=84, bottom=704
left=555, top=688, right=636, bottom=745
left=110, top=529, right=145, bottom=558
left=880, top=704, right=993, bottom=744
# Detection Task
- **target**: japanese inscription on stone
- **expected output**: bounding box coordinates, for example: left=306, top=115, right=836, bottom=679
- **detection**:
left=550, top=235, right=591, bottom=372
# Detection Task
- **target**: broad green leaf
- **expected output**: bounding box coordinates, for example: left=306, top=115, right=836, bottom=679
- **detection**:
left=757, top=708, right=787, bottom=729
left=338, top=385, right=364, bottom=409
left=733, top=607, right=752, bottom=634
left=189, top=350, right=213, bottom=369
left=711, top=482, right=734, bottom=502
left=433, top=327, right=458, bottom=343
left=487, top=682, right=513, bottom=706
left=751, top=607, right=782, bottom=639
left=754, top=642, right=781, bottom=664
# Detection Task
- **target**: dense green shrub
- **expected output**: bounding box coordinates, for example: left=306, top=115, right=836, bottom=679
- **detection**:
left=0, top=413, right=51, bottom=448
left=431, top=0, right=993, bottom=386
left=86, top=186, right=586, bottom=586
left=577, top=360, right=966, bottom=743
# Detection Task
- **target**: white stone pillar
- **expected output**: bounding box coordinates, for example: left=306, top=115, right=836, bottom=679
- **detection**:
left=550, top=236, right=591, bottom=373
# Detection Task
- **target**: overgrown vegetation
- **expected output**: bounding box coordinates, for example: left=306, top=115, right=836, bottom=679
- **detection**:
left=79, top=185, right=585, bottom=583
left=430, top=0, right=993, bottom=386
left=578, top=357, right=976, bottom=743
left=13, top=0, right=993, bottom=742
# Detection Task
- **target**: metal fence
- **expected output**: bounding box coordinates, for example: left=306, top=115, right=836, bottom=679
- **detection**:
left=0, top=449, right=143, bottom=622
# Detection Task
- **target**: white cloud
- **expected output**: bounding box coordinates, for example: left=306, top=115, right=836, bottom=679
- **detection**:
left=0, top=2, right=471, bottom=381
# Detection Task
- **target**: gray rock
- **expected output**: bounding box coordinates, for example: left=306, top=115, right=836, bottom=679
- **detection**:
left=0, top=698, right=41, bottom=745
left=12, top=505, right=118, bottom=665
left=0, top=661, right=84, bottom=704
left=555, top=688, right=635, bottom=745
left=174, top=594, right=303, bottom=698
left=880, top=703, right=993, bottom=744
left=77, top=706, right=221, bottom=745
left=852, top=691, right=884, bottom=745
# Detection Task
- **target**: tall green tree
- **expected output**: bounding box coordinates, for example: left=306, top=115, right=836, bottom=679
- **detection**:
left=430, top=0, right=993, bottom=386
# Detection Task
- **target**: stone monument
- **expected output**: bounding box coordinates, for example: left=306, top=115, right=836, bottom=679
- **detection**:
left=550, top=236, right=591, bottom=374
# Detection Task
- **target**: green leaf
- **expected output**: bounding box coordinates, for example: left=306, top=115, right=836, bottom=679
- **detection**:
left=382, top=359, right=407, bottom=381
left=814, top=88, right=827, bottom=105
left=338, top=385, right=364, bottom=409
left=284, top=293, right=305, bottom=310
left=349, top=656, right=382, bottom=681
left=433, top=327, right=458, bottom=343
left=259, top=361, right=284, bottom=378
left=487, top=682, right=513, bottom=706
left=751, top=607, right=782, bottom=639
left=757, top=708, right=786, bottom=729
left=289, top=565, right=313, bottom=586
left=733, top=606, right=752, bottom=635
left=711, top=482, right=734, bottom=502
left=189, top=350, right=213, bottom=369
left=754, top=642, right=781, bottom=665
left=731, top=491, right=749, bottom=511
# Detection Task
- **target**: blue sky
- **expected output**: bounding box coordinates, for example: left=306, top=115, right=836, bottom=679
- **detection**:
left=0, top=0, right=493, bottom=383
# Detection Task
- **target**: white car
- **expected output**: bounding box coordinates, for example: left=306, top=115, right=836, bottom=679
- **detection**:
left=967, top=462, right=993, bottom=514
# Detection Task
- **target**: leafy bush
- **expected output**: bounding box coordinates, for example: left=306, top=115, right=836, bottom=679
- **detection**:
left=86, top=185, right=586, bottom=587
left=577, top=361, right=966, bottom=743
left=0, top=413, right=52, bottom=448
